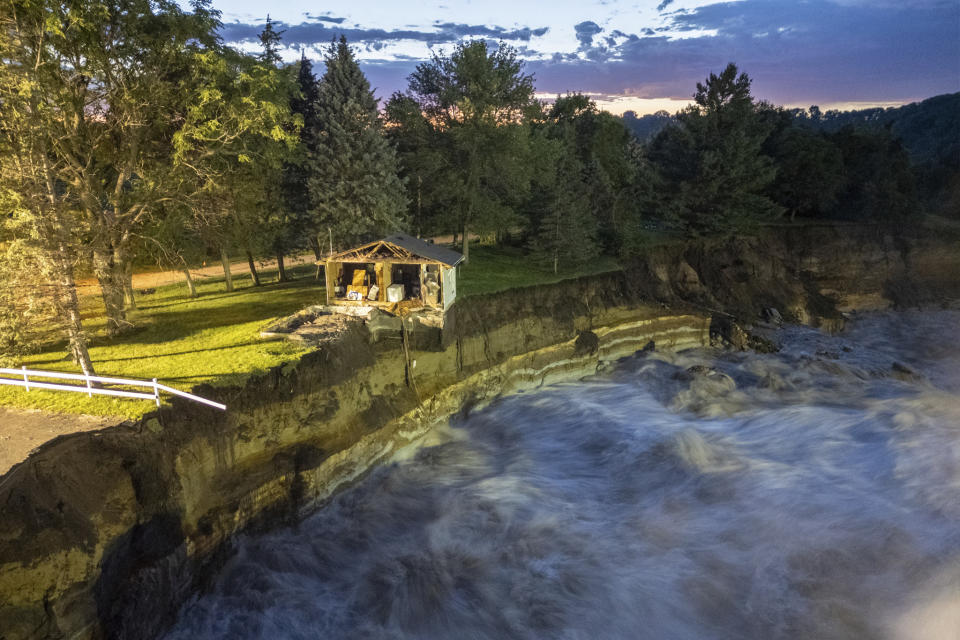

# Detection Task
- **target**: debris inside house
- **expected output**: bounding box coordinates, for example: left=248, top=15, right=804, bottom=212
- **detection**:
left=261, top=235, right=463, bottom=347
left=320, top=233, right=463, bottom=317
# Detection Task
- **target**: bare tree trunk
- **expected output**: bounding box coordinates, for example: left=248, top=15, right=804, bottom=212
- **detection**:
left=246, top=250, right=261, bottom=286
left=182, top=269, right=197, bottom=298
left=55, top=245, right=95, bottom=376
left=35, top=140, right=94, bottom=373
left=308, top=237, right=322, bottom=261
left=276, top=253, right=288, bottom=282
left=123, top=261, right=136, bottom=310
left=220, top=248, right=234, bottom=292
left=92, top=245, right=128, bottom=336
left=416, top=174, right=422, bottom=238
left=461, top=223, right=470, bottom=264
left=554, top=210, right=561, bottom=274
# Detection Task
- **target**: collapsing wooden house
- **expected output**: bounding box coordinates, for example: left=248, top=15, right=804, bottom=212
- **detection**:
left=320, top=233, right=464, bottom=312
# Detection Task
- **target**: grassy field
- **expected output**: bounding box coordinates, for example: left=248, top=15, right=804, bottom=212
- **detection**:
left=1, top=246, right=622, bottom=418
left=458, top=245, right=621, bottom=298
left=0, top=263, right=323, bottom=418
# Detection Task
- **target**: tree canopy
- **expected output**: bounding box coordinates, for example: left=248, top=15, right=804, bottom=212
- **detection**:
left=307, top=36, right=407, bottom=248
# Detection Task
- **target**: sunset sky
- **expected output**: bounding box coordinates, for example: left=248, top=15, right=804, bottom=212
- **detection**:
left=195, top=0, right=960, bottom=114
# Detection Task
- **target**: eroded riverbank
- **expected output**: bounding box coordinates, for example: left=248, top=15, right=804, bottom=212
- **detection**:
left=2, top=223, right=959, bottom=639
left=166, top=310, right=960, bottom=640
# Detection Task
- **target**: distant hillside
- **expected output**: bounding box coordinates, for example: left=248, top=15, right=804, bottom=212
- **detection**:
left=621, top=94, right=959, bottom=165
left=620, top=93, right=959, bottom=218
left=621, top=110, right=674, bottom=142
left=796, top=93, right=960, bottom=167
left=796, top=94, right=960, bottom=217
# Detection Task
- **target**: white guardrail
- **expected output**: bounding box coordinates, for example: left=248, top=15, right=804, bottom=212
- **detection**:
left=0, top=367, right=226, bottom=411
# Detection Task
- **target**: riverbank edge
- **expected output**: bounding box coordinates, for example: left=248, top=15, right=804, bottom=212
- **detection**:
left=2, top=222, right=959, bottom=639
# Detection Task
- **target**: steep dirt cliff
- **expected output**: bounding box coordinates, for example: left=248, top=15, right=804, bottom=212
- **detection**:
left=628, top=223, right=960, bottom=329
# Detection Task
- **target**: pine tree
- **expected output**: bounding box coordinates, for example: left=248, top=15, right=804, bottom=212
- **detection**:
left=528, top=99, right=600, bottom=272
left=532, top=151, right=599, bottom=273
left=650, top=63, right=782, bottom=234
left=307, top=37, right=407, bottom=247
left=258, top=15, right=284, bottom=66
left=282, top=55, right=323, bottom=256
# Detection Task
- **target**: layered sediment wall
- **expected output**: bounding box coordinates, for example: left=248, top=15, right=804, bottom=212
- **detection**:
left=2, top=223, right=958, bottom=640
left=0, top=273, right=709, bottom=640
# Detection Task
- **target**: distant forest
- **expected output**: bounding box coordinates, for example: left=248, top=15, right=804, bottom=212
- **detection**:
left=623, top=93, right=960, bottom=219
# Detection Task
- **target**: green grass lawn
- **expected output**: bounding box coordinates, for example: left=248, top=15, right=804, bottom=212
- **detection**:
left=1, top=246, right=625, bottom=419
left=457, top=245, right=622, bottom=298
left=0, top=263, right=324, bottom=418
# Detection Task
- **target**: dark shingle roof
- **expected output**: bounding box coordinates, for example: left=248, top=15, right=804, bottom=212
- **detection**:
left=382, top=233, right=464, bottom=267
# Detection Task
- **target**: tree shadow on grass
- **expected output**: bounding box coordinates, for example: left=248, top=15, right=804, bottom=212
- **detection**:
left=135, top=277, right=321, bottom=312
left=28, top=290, right=317, bottom=359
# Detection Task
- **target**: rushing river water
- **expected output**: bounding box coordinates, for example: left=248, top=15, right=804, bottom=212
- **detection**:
left=166, top=310, right=960, bottom=640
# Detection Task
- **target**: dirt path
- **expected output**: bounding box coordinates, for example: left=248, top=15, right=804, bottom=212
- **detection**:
left=75, top=234, right=469, bottom=296
left=0, top=407, right=123, bottom=476
left=76, top=252, right=317, bottom=295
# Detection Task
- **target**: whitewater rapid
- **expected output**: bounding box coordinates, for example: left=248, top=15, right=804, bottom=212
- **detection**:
left=165, top=310, right=960, bottom=640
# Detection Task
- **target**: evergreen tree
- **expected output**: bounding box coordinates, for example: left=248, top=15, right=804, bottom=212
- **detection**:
left=307, top=37, right=407, bottom=247
left=384, top=92, right=456, bottom=238
left=529, top=135, right=599, bottom=273
left=766, top=126, right=844, bottom=221
left=283, top=55, right=323, bottom=257
left=258, top=15, right=284, bottom=65
left=650, top=63, right=782, bottom=234
left=829, top=127, right=918, bottom=221
left=404, top=40, right=538, bottom=262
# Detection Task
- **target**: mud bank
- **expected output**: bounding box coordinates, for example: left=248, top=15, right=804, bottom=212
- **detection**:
left=630, top=222, right=960, bottom=329
left=2, top=223, right=958, bottom=640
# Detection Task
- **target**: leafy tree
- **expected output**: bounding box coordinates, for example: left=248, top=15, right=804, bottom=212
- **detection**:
left=384, top=92, right=457, bottom=238
left=621, top=109, right=674, bottom=141
left=173, top=44, right=299, bottom=291
left=0, top=195, right=91, bottom=371
left=307, top=36, right=407, bottom=248
left=829, top=127, right=918, bottom=221
left=766, top=126, right=845, bottom=221
left=404, top=40, right=538, bottom=261
left=650, top=63, right=782, bottom=234
left=0, top=0, right=224, bottom=335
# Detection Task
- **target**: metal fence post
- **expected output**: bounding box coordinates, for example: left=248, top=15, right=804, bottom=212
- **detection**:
left=152, top=378, right=160, bottom=407
left=22, top=366, right=29, bottom=392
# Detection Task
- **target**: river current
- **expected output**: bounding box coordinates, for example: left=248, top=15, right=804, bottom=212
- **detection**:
left=165, top=310, right=960, bottom=640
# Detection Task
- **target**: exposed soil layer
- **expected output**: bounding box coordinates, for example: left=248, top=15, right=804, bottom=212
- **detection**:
left=1, top=223, right=958, bottom=640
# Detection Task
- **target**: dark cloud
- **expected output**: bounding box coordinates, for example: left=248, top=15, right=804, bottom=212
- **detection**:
left=304, top=13, right=346, bottom=24
left=656, top=0, right=674, bottom=11
left=432, top=22, right=549, bottom=40
left=218, top=20, right=548, bottom=48
left=573, top=21, right=603, bottom=48
left=534, top=0, right=959, bottom=106
left=220, top=1, right=959, bottom=109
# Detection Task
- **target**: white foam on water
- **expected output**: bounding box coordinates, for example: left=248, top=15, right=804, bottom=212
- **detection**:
left=164, top=310, right=960, bottom=640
